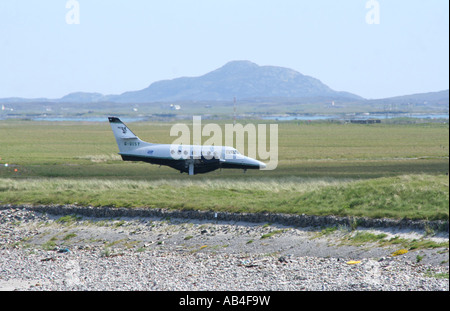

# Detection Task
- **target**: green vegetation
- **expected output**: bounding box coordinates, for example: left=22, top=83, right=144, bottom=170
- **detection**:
left=56, top=214, right=82, bottom=224
left=425, top=271, right=449, bottom=279
left=0, top=175, right=447, bottom=220
left=0, top=120, right=448, bottom=179
left=0, top=120, right=448, bottom=221
left=261, top=229, right=285, bottom=239
left=42, top=237, right=57, bottom=251
left=345, top=233, right=449, bottom=250
left=63, top=233, right=77, bottom=241
left=347, top=232, right=388, bottom=244
left=384, top=236, right=449, bottom=250
left=320, top=229, right=449, bottom=252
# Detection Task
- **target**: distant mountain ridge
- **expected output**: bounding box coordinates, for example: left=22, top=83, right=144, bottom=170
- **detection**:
left=366, top=89, right=449, bottom=105
left=0, top=61, right=448, bottom=106
left=109, top=60, right=362, bottom=103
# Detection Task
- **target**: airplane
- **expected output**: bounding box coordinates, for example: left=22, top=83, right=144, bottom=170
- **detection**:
left=108, top=117, right=267, bottom=175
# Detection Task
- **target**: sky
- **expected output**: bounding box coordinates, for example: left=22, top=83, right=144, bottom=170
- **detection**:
left=0, top=0, right=448, bottom=100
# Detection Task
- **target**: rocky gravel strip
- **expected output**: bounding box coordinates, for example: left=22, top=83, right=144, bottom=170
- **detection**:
left=1, top=247, right=448, bottom=291
left=1, top=204, right=448, bottom=232
left=0, top=207, right=448, bottom=291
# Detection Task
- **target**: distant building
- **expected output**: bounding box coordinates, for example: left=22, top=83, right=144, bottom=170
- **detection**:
left=348, top=119, right=381, bottom=124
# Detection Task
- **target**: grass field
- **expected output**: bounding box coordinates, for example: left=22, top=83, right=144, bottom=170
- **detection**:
left=0, top=119, right=448, bottom=221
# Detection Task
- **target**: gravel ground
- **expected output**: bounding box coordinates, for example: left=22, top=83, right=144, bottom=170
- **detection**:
left=0, top=207, right=448, bottom=291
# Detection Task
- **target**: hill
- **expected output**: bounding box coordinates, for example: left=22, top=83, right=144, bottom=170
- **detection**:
left=110, top=60, right=363, bottom=103
left=366, top=90, right=449, bottom=106
left=0, top=61, right=447, bottom=116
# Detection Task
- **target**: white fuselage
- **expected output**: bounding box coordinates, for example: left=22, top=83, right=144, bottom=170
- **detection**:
left=109, top=117, right=266, bottom=175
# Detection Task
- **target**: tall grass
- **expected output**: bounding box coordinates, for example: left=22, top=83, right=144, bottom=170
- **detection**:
left=1, top=174, right=448, bottom=221
left=0, top=121, right=448, bottom=220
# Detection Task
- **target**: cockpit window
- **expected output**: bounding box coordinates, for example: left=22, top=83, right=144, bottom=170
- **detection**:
left=226, top=149, right=240, bottom=155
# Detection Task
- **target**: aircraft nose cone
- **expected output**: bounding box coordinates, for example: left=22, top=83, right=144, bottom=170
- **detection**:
left=247, top=157, right=267, bottom=169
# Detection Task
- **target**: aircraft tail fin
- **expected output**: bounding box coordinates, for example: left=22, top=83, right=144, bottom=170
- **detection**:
left=108, top=117, right=148, bottom=153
